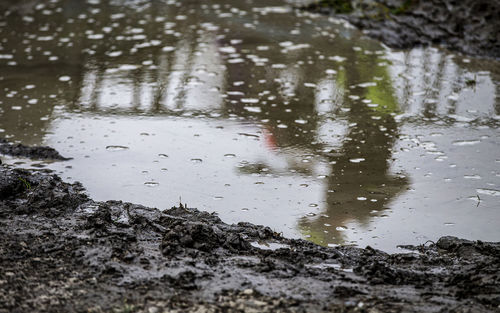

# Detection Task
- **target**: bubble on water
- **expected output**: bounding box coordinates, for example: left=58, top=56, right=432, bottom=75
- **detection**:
left=294, top=119, right=307, bottom=124
left=308, top=203, right=318, bottom=207
left=59, top=76, right=71, bottom=82
left=144, top=181, right=159, bottom=187
left=87, top=34, right=104, bottom=40
left=336, top=226, right=347, bottom=231
left=435, top=156, right=448, bottom=162
left=277, top=124, right=288, bottom=129
left=105, top=145, right=129, bottom=151
left=358, top=82, right=377, bottom=88
left=329, top=55, right=346, bottom=62
left=219, top=46, right=236, bottom=54
left=213, top=196, right=224, bottom=200
left=464, top=175, right=481, bottom=180
left=325, top=69, right=337, bottom=75
left=349, top=158, right=365, bottom=163
left=241, top=98, right=259, bottom=103
left=243, top=106, right=261, bottom=113
left=452, top=140, right=481, bottom=146
left=11, top=106, right=22, bottom=110
left=444, top=222, right=455, bottom=226
left=158, top=154, right=169, bottom=158
left=241, top=208, right=249, bottom=211
left=228, top=58, right=245, bottom=64
left=357, top=197, right=367, bottom=201
left=190, top=158, right=203, bottom=163
left=304, top=83, right=316, bottom=88
left=107, top=51, right=122, bottom=57
left=118, top=64, right=139, bottom=71
left=306, top=212, right=316, bottom=217
left=110, top=13, right=125, bottom=19
left=224, top=153, right=236, bottom=158
left=162, top=46, right=175, bottom=52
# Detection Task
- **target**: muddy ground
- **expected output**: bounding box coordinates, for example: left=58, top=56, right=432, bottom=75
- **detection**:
left=1, top=144, right=499, bottom=313
left=0, top=139, right=69, bottom=161
left=303, top=0, right=500, bottom=58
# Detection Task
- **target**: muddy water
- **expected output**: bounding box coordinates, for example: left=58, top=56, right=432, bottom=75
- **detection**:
left=0, top=0, right=499, bottom=252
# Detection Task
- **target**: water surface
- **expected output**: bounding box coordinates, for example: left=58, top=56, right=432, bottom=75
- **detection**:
left=1, top=0, right=499, bottom=252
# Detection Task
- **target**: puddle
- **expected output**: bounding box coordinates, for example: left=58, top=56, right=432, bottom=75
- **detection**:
left=0, top=0, right=499, bottom=252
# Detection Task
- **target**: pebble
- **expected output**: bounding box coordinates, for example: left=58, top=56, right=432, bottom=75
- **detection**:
left=242, top=289, right=254, bottom=295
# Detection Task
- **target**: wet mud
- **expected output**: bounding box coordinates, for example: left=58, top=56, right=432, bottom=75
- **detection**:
left=0, top=138, right=70, bottom=161
left=303, top=0, right=500, bottom=58
left=1, top=165, right=499, bottom=312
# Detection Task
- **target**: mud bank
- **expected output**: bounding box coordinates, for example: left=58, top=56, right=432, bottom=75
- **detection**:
left=0, top=138, right=70, bottom=161
left=303, top=0, right=500, bottom=58
left=1, top=165, right=499, bottom=313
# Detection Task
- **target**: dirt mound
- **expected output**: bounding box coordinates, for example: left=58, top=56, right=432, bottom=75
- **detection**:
left=0, top=138, right=70, bottom=161
left=0, top=165, right=499, bottom=312
left=303, top=0, right=500, bottom=58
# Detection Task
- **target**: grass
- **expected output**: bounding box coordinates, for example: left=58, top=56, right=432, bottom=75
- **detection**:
left=18, top=177, right=31, bottom=190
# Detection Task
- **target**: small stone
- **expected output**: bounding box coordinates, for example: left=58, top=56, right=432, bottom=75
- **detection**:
left=251, top=300, right=267, bottom=307
left=148, top=306, right=159, bottom=313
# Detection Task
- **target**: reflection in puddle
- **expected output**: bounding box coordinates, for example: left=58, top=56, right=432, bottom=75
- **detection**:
left=0, top=0, right=499, bottom=252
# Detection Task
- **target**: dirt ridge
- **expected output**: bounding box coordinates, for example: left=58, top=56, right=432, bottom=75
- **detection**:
left=1, top=165, right=499, bottom=312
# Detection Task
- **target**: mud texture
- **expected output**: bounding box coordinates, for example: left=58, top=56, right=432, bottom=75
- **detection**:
left=303, top=0, right=500, bottom=58
left=0, top=165, right=499, bottom=312
left=0, top=138, right=70, bottom=161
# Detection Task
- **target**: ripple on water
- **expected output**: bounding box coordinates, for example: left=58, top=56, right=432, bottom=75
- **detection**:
left=106, top=145, right=129, bottom=151
left=349, top=158, right=365, bottom=163
left=144, top=181, right=159, bottom=187
left=452, top=140, right=481, bottom=146
left=476, top=188, right=500, bottom=196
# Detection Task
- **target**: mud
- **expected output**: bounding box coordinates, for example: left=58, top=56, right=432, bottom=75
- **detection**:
left=0, top=139, right=70, bottom=161
left=303, top=0, right=500, bottom=58
left=0, top=165, right=499, bottom=312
